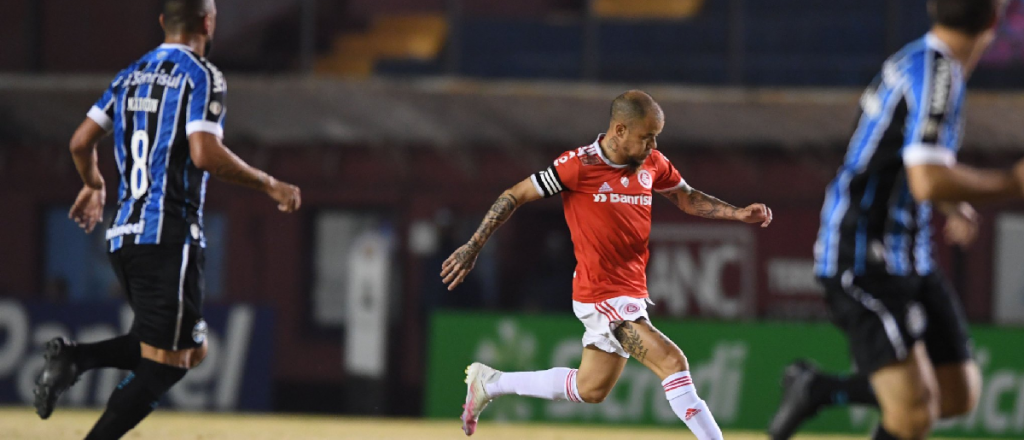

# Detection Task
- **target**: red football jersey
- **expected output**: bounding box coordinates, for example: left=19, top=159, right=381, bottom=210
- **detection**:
left=531, top=135, right=686, bottom=303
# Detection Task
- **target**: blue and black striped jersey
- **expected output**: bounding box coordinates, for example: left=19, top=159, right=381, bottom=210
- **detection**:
left=88, top=43, right=226, bottom=252
left=815, top=34, right=966, bottom=278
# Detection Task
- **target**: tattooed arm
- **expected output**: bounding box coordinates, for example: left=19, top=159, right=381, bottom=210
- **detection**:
left=441, top=176, right=543, bottom=290
left=660, top=183, right=773, bottom=227
left=189, top=132, right=302, bottom=213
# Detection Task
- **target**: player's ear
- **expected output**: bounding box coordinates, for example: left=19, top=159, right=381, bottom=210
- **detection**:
left=159, top=14, right=166, bottom=32
left=203, top=13, right=216, bottom=38
left=615, top=122, right=628, bottom=138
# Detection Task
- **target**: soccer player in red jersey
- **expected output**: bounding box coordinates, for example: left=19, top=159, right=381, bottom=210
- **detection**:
left=441, top=90, right=772, bottom=439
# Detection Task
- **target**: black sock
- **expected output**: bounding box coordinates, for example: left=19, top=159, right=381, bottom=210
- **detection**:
left=810, top=373, right=878, bottom=407
left=73, top=334, right=141, bottom=372
left=873, top=424, right=901, bottom=440
left=85, top=359, right=186, bottom=440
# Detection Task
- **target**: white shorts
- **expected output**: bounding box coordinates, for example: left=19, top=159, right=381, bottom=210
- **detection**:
left=572, top=296, right=651, bottom=358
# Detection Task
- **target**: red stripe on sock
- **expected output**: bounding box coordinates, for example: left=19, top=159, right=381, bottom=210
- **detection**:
left=664, top=378, right=693, bottom=388
left=663, top=380, right=696, bottom=390
left=566, top=370, right=580, bottom=402
left=664, top=382, right=693, bottom=393
left=565, top=369, right=574, bottom=402
left=663, top=377, right=693, bottom=391
left=663, top=377, right=692, bottom=388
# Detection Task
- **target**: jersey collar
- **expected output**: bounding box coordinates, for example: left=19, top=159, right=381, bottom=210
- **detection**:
left=158, top=43, right=194, bottom=52
left=924, top=32, right=954, bottom=58
left=592, top=134, right=628, bottom=169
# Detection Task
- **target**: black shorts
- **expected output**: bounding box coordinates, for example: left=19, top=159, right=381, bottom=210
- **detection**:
left=109, top=243, right=207, bottom=351
left=820, top=271, right=971, bottom=375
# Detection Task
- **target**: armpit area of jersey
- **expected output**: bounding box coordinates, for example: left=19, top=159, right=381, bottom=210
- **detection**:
left=532, top=165, right=566, bottom=198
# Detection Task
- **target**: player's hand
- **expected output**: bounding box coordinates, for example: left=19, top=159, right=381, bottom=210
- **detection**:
left=267, top=177, right=301, bottom=213
left=441, top=242, right=481, bottom=291
left=68, top=185, right=105, bottom=234
left=944, top=202, right=979, bottom=248
left=737, top=203, right=773, bottom=227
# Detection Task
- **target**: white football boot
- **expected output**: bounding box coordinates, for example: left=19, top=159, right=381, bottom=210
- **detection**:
left=460, top=362, right=501, bottom=436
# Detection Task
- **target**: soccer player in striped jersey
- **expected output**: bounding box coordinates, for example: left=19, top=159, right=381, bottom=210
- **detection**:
left=34, top=1, right=300, bottom=438
left=769, top=1, right=1023, bottom=439
left=443, top=90, right=773, bottom=439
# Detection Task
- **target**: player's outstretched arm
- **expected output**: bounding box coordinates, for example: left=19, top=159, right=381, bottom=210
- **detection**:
left=188, top=132, right=302, bottom=213
left=660, top=184, right=772, bottom=227
left=68, top=118, right=109, bottom=233
left=906, top=163, right=1024, bottom=204
left=441, top=177, right=542, bottom=291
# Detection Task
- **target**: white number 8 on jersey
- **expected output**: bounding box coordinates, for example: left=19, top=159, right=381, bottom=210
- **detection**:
left=130, top=130, right=149, bottom=199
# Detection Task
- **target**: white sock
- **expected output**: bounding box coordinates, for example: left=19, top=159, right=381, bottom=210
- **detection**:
left=663, top=371, right=723, bottom=440
left=484, top=367, right=583, bottom=402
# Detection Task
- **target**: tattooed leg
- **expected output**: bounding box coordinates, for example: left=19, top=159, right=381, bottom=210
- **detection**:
left=611, top=318, right=687, bottom=379
left=613, top=322, right=650, bottom=363
left=614, top=318, right=724, bottom=439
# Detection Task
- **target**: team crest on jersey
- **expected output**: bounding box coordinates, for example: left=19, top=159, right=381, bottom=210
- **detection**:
left=620, top=176, right=629, bottom=188
left=638, top=169, right=653, bottom=189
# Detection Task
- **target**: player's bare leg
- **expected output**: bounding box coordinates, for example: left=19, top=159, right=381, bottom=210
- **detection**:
left=575, top=346, right=627, bottom=403
left=83, top=341, right=207, bottom=439
left=461, top=346, right=624, bottom=436
left=869, top=343, right=940, bottom=440
left=934, top=360, right=980, bottom=418
left=613, top=319, right=724, bottom=440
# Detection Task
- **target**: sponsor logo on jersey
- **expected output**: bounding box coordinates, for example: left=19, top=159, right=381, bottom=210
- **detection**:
left=209, top=64, right=227, bottom=93
left=599, top=182, right=613, bottom=193
left=127, top=97, right=160, bottom=113
left=105, top=221, right=146, bottom=240
left=638, top=170, right=653, bottom=189
left=931, top=58, right=951, bottom=115
left=126, top=71, right=184, bottom=89
left=209, top=101, right=223, bottom=116
left=592, top=193, right=652, bottom=206
left=922, top=120, right=939, bottom=140
left=620, top=176, right=630, bottom=188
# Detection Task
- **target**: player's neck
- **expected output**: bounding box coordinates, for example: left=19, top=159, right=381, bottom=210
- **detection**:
left=598, top=135, right=628, bottom=166
left=930, top=26, right=987, bottom=77
left=164, top=34, right=206, bottom=57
